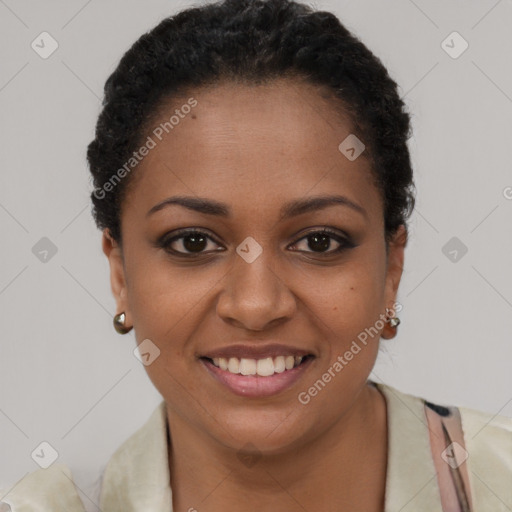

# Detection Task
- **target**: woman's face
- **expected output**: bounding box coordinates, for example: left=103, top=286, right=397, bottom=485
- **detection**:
left=103, top=79, right=405, bottom=454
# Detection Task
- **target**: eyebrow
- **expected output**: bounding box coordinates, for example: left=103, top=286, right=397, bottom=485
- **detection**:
left=146, top=194, right=367, bottom=220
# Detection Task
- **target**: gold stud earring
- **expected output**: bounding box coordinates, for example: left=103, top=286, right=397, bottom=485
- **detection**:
left=113, top=312, right=132, bottom=334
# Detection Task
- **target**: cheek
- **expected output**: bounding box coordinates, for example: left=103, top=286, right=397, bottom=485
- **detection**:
left=299, top=251, right=387, bottom=373
left=126, top=254, right=215, bottom=334
left=124, top=256, right=228, bottom=397
left=307, top=252, right=386, bottom=327
left=124, top=257, right=210, bottom=401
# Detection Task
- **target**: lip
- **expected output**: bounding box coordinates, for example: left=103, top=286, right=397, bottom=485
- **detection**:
left=200, top=343, right=314, bottom=360
left=200, top=355, right=315, bottom=398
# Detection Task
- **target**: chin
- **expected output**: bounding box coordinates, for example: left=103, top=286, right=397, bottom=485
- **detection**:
left=210, top=409, right=316, bottom=455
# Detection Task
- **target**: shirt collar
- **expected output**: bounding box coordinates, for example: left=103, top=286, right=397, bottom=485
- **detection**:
left=99, top=400, right=173, bottom=511
left=373, top=380, right=443, bottom=511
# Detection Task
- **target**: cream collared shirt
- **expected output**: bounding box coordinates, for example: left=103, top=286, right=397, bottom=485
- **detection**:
left=1, top=381, right=511, bottom=511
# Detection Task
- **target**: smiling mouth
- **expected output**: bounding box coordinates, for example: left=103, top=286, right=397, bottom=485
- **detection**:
left=200, top=355, right=314, bottom=377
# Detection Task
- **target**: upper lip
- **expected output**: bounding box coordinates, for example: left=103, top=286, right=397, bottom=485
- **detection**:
left=200, top=343, right=314, bottom=360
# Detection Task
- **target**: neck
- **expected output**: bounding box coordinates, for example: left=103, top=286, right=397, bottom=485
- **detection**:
left=167, top=382, right=388, bottom=512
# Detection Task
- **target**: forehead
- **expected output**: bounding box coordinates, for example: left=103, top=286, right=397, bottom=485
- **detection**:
left=122, top=79, right=382, bottom=223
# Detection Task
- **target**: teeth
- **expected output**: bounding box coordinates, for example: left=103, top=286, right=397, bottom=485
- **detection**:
left=239, top=358, right=256, bottom=375
left=227, top=357, right=240, bottom=373
left=209, top=355, right=307, bottom=376
left=256, top=357, right=274, bottom=377
left=274, top=355, right=286, bottom=373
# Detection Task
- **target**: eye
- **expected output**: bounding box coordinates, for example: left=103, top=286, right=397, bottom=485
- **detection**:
left=158, top=229, right=224, bottom=256
left=289, top=228, right=354, bottom=255
left=157, top=227, right=355, bottom=257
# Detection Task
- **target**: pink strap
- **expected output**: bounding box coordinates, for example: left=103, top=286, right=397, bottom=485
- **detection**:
left=425, top=402, right=473, bottom=512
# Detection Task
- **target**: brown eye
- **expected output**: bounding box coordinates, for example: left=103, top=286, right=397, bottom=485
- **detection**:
left=290, top=228, right=354, bottom=255
left=159, top=229, right=223, bottom=255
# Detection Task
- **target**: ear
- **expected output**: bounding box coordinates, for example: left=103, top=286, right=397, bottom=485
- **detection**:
left=383, top=224, right=407, bottom=318
left=102, top=228, right=132, bottom=328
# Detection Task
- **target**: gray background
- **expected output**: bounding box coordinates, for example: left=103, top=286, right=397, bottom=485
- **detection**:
left=1, top=0, right=511, bottom=493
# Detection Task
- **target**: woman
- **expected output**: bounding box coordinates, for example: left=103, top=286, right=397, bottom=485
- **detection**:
left=1, top=0, right=510, bottom=510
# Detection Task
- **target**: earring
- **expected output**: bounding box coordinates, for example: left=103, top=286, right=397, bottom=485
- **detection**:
left=382, top=307, right=400, bottom=339
left=113, top=312, right=132, bottom=334
left=386, top=307, right=401, bottom=328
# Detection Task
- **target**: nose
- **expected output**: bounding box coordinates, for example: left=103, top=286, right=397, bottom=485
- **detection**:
left=216, top=248, right=297, bottom=332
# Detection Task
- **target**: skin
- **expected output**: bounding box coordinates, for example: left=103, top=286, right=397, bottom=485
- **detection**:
left=102, top=78, right=407, bottom=512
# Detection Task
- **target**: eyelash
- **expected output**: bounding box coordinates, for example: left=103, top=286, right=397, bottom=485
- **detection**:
left=157, top=227, right=355, bottom=258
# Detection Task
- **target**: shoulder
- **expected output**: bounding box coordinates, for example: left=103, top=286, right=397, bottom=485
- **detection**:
left=458, top=403, right=512, bottom=507
left=375, top=380, right=512, bottom=444
left=0, top=463, right=87, bottom=512
left=458, top=402, right=512, bottom=445
left=99, top=400, right=171, bottom=510
left=101, top=400, right=167, bottom=474
left=0, top=403, right=166, bottom=512
left=375, top=381, right=512, bottom=509
left=374, top=380, right=512, bottom=471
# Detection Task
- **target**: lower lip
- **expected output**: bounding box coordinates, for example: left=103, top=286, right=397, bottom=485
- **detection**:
left=201, top=357, right=314, bottom=398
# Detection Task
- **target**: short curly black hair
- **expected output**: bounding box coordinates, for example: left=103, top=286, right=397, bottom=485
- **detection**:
left=87, top=0, right=415, bottom=248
